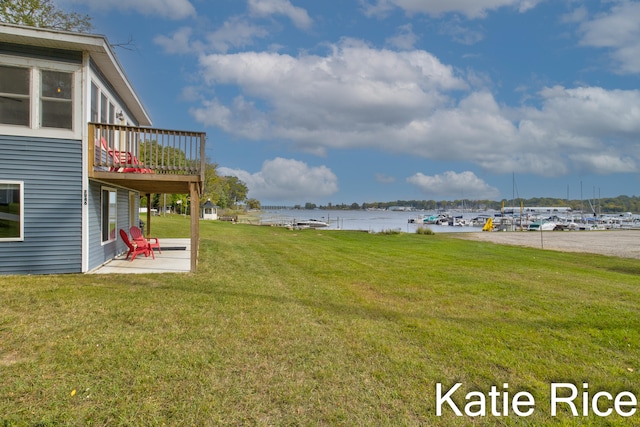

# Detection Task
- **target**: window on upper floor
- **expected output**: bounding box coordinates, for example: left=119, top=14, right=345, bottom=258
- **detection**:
left=91, top=82, right=99, bottom=122
left=100, top=92, right=108, bottom=123
left=0, top=65, right=30, bottom=126
left=93, top=83, right=122, bottom=125
left=0, top=63, right=76, bottom=132
left=41, top=70, right=73, bottom=129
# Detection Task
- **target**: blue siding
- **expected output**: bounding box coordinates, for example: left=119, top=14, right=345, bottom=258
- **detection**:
left=87, top=181, right=139, bottom=271
left=0, top=135, right=82, bottom=275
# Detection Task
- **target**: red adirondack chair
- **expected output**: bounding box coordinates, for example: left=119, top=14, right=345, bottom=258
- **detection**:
left=119, top=229, right=154, bottom=261
left=100, top=137, right=154, bottom=173
left=130, top=225, right=161, bottom=253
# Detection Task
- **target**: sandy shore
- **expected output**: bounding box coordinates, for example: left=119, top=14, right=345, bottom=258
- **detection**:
left=452, top=229, right=640, bottom=259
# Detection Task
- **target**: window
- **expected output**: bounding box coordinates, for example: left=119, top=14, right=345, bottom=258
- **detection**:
left=0, top=182, right=24, bottom=241
left=0, top=61, right=77, bottom=133
left=100, top=93, right=108, bottom=123
left=91, top=82, right=99, bottom=122
left=101, top=188, right=117, bottom=243
left=41, top=70, right=72, bottom=129
left=0, top=66, right=30, bottom=126
left=91, top=80, right=130, bottom=125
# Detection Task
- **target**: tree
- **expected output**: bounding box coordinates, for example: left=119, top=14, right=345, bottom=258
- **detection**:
left=202, top=163, right=227, bottom=206
left=224, top=176, right=248, bottom=208
left=246, top=198, right=261, bottom=210
left=0, top=0, right=92, bottom=32
left=200, top=163, right=251, bottom=209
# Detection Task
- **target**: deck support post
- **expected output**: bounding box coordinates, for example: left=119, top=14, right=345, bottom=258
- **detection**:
left=146, top=193, right=152, bottom=237
left=189, top=182, right=199, bottom=273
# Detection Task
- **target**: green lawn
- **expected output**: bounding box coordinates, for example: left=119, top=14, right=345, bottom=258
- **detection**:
left=1, top=215, right=640, bottom=425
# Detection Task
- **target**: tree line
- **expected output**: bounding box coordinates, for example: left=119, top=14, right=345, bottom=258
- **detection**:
left=299, top=196, right=640, bottom=214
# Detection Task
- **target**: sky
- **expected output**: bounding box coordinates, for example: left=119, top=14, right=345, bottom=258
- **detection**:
left=59, top=0, right=640, bottom=205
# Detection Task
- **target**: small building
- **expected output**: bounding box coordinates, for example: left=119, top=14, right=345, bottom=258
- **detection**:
left=201, top=200, right=218, bottom=220
left=0, top=23, right=206, bottom=274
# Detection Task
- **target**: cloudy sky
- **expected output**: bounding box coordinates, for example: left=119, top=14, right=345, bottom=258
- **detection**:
left=61, top=0, right=640, bottom=205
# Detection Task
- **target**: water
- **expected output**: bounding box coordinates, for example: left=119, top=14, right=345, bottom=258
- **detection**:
left=259, top=209, right=485, bottom=233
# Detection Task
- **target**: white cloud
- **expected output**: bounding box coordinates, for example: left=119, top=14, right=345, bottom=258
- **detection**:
left=561, top=6, right=588, bottom=24
left=533, top=86, right=640, bottom=137
left=63, top=0, right=196, bottom=19
left=439, top=18, right=485, bottom=45
left=191, top=96, right=270, bottom=140
left=407, top=171, right=500, bottom=199
left=190, top=38, right=640, bottom=180
left=206, top=17, right=270, bottom=53
left=218, top=158, right=338, bottom=202
left=154, top=19, right=269, bottom=54
left=577, top=1, right=640, bottom=74
left=360, top=0, right=545, bottom=19
left=248, top=0, right=313, bottom=30
left=511, top=85, right=640, bottom=175
left=569, top=152, right=637, bottom=175
left=385, top=24, right=418, bottom=50
left=193, top=38, right=467, bottom=145
left=154, top=27, right=202, bottom=54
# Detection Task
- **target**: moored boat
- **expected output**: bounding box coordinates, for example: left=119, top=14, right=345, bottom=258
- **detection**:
left=528, top=219, right=557, bottom=231
left=296, top=219, right=329, bottom=228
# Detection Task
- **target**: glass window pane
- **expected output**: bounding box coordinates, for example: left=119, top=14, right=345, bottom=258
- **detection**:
left=101, top=188, right=117, bottom=242
left=91, top=82, right=99, bottom=122
left=0, top=65, right=30, bottom=126
left=0, top=97, right=29, bottom=126
left=41, top=99, right=72, bottom=129
left=100, top=93, right=108, bottom=123
left=109, top=191, right=117, bottom=239
left=0, top=183, right=22, bottom=240
left=0, top=65, right=29, bottom=94
left=41, top=70, right=72, bottom=99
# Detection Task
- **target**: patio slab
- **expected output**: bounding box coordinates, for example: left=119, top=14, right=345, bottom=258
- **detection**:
left=91, top=238, right=191, bottom=274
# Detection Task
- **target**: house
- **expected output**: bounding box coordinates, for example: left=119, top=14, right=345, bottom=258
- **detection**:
left=0, top=23, right=205, bottom=275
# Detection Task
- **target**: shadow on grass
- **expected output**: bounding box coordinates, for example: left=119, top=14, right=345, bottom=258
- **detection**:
left=604, top=265, right=640, bottom=276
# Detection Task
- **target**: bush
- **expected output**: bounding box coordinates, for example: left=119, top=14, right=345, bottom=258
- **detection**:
left=377, top=228, right=402, bottom=235
left=415, top=226, right=435, bottom=235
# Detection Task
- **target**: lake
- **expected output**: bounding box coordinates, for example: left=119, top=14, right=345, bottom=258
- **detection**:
left=259, top=209, right=486, bottom=233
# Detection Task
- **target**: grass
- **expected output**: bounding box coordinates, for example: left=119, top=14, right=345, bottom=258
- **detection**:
left=2, top=215, right=640, bottom=425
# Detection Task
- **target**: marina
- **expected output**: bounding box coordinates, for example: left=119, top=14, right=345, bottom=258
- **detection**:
left=256, top=208, right=640, bottom=233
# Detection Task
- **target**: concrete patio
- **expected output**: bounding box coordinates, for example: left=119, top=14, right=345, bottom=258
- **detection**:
left=91, top=238, right=192, bottom=274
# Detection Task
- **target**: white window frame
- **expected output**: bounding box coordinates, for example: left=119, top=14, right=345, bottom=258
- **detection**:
left=101, top=186, right=118, bottom=244
left=0, top=181, right=24, bottom=242
left=40, top=68, right=74, bottom=130
left=0, top=54, right=81, bottom=139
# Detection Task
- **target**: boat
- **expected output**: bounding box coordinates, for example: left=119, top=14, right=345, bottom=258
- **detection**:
left=528, top=219, right=557, bottom=231
left=295, top=219, right=329, bottom=228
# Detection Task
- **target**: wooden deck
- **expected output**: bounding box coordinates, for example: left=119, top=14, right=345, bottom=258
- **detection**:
left=88, top=123, right=205, bottom=272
